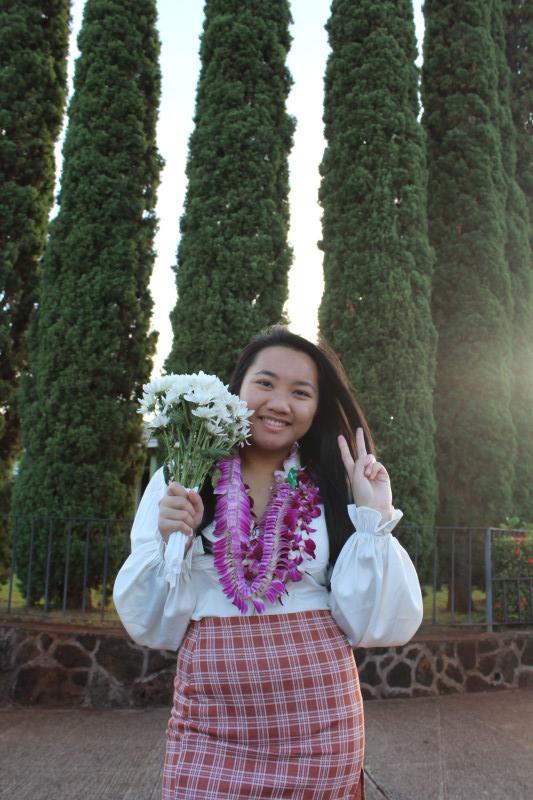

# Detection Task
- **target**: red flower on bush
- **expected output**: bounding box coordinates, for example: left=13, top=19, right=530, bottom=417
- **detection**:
left=528, top=557, right=533, bottom=566
left=515, top=547, right=522, bottom=557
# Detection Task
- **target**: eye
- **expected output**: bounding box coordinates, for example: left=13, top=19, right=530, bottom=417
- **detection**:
left=255, top=378, right=272, bottom=388
left=294, top=389, right=312, bottom=398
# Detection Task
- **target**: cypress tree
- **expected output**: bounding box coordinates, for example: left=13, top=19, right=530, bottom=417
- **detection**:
left=503, top=0, right=533, bottom=518
left=422, top=0, right=516, bottom=529
left=0, top=1, right=69, bottom=527
left=12, top=0, right=162, bottom=605
left=165, top=0, right=295, bottom=380
left=318, top=0, right=438, bottom=559
left=505, top=0, right=533, bottom=218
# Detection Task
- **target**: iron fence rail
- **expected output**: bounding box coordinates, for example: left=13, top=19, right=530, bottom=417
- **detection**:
left=1, top=515, right=532, bottom=629
left=2, top=514, right=131, bottom=623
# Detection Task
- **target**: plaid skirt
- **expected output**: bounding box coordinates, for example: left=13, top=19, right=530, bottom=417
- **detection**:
left=162, top=609, right=365, bottom=799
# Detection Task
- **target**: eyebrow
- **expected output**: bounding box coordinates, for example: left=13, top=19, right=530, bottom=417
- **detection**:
left=254, top=369, right=316, bottom=389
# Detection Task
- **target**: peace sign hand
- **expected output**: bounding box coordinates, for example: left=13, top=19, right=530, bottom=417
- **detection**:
left=338, top=428, right=393, bottom=519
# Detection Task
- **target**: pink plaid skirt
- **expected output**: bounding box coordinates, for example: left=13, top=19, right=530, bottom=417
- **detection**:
left=162, top=609, right=365, bottom=799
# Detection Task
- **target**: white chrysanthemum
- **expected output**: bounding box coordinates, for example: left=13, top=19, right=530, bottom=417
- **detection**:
left=238, top=406, right=254, bottom=423
left=162, top=374, right=193, bottom=404
left=193, top=370, right=225, bottom=388
left=148, top=413, right=170, bottom=429
left=211, top=400, right=233, bottom=423
left=206, top=419, right=225, bottom=435
left=227, top=396, right=252, bottom=418
left=184, top=389, right=216, bottom=405
left=141, top=374, right=188, bottom=414
left=139, top=371, right=252, bottom=487
left=183, top=375, right=227, bottom=405
left=137, top=400, right=154, bottom=415
left=143, top=375, right=176, bottom=395
left=191, top=406, right=213, bottom=419
left=183, top=371, right=225, bottom=398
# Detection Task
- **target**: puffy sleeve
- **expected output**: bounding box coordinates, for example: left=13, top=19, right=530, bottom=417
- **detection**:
left=329, top=505, right=423, bottom=648
left=112, top=467, right=199, bottom=651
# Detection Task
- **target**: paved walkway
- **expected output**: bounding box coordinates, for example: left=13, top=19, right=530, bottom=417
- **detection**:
left=1, top=688, right=532, bottom=799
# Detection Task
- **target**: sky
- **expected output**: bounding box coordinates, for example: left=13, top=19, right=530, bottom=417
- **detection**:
left=60, top=1, right=425, bottom=376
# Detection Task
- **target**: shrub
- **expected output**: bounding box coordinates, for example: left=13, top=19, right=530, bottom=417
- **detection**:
left=492, top=517, right=533, bottom=621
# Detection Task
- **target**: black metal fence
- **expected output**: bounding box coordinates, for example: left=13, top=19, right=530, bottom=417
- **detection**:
left=1, top=514, right=132, bottom=624
left=1, top=515, right=532, bottom=629
left=397, top=522, right=533, bottom=630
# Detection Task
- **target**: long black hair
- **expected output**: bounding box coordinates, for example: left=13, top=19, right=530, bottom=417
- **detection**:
left=199, top=326, right=377, bottom=570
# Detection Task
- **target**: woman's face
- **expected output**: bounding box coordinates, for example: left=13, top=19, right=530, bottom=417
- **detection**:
left=239, top=346, right=319, bottom=456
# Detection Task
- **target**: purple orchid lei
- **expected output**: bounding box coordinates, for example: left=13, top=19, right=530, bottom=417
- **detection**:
left=212, top=449, right=322, bottom=614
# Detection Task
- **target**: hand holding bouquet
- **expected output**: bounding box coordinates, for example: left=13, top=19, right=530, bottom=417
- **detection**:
left=139, top=371, right=253, bottom=585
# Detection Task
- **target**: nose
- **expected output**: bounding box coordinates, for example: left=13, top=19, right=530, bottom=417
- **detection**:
left=266, top=389, right=291, bottom=416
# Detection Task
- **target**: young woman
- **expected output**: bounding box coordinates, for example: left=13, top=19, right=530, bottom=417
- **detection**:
left=114, top=327, right=423, bottom=800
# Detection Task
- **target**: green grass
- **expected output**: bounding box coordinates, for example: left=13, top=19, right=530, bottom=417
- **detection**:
left=422, top=584, right=487, bottom=625
left=2, top=577, right=489, bottom=628
left=0, top=577, right=24, bottom=607
left=0, top=576, right=121, bottom=627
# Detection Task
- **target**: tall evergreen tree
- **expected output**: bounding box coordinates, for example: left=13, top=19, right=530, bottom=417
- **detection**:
left=165, top=0, right=295, bottom=380
left=503, top=0, right=533, bottom=519
left=422, top=0, right=516, bottom=529
left=0, top=1, right=70, bottom=521
left=505, top=0, right=533, bottom=220
left=12, top=0, right=162, bottom=604
left=318, top=0, right=438, bottom=559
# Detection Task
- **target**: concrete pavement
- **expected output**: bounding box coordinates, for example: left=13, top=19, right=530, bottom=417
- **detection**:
left=1, top=688, right=532, bottom=799
left=362, top=688, right=533, bottom=800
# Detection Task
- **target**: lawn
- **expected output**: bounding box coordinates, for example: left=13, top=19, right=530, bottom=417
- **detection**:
left=2, top=576, right=489, bottom=628
left=0, top=575, right=121, bottom=627
left=422, top=584, right=487, bottom=625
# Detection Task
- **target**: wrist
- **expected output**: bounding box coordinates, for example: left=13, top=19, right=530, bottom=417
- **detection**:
left=371, top=505, right=393, bottom=522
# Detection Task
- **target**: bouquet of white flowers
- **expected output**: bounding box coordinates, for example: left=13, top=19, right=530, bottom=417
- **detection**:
left=139, top=371, right=253, bottom=587
left=139, top=371, right=253, bottom=490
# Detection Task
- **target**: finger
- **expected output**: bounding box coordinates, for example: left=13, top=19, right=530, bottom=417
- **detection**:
left=364, top=454, right=376, bottom=477
left=337, top=435, right=355, bottom=475
left=367, top=464, right=379, bottom=480
left=167, top=482, right=187, bottom=497
left=370, top=463, right=388, bottom=481
left=161, top=508, right=195, bottom=529
left=355, top=427, right=368, bottom=461
left=377, top=463, right=390, bottom=481
left=167, top=520, right=194, bottom=536
left=159, top=527, right=193, bottom=545
left=187, top=490, right=203, bottom=513
left=164, top=494, right=194, bottom=511
left=162, top=522, right=194, bottom=539
left=173, top=523, right=194, bottom=537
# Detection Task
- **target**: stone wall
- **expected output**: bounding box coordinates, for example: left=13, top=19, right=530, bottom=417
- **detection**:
left=0, top=624, right=176, bottom=707
left=353, top=632, right=533, bottom=699
left=1, top=621, right=532, bottom=707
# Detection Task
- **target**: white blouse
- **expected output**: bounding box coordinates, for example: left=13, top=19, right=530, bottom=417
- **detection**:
left=113, top=467, right=423, bottom=651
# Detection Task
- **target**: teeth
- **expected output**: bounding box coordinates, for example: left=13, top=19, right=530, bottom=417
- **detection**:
left=262, top=417, right=287, bottom=427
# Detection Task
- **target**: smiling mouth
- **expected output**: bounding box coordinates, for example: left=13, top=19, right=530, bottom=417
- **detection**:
left=259, top=416, right=289, bottom=428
